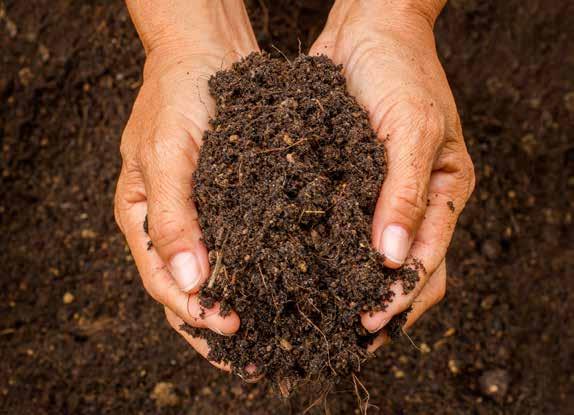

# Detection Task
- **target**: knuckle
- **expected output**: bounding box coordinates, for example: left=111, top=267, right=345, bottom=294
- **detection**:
left=148, top=214, right=184, bottom=250
left=119, top=139, right=131, bottom=162
left=138, top=127, right=177, bottom=170
left=137, top=137, right=155, bottom=168
left=392, top=99, right=445, bottom=143
left=142, top=266, right=171, bottom=305
left=119, top=123, right=139, bottom=162
left=390, top=180, right=427, bottom=228
left=113, top=200, right=124, bottom=233
left=466, top=160, right=477, bottom=198
left=437, top=276, right=447, bottom=301
left=448, top=152, right=476, bottom=203
left=425, top=110, right=445, bottom=141
left=455, top=155, right=476, bottom=201
left=113, top=177, right=128, bottom=234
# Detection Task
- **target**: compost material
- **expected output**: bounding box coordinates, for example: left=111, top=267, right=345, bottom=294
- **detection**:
left=183, top=53, right=419, bottom=388
left=2, top=1, right=572, bottom=413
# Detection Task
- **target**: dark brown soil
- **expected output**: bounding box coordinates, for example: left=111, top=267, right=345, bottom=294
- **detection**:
left=1, top=0, right=573, bottom=414
left=183, top=52, right=417, bottom=387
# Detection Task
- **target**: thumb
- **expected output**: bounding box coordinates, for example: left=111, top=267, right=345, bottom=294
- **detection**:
left=139, top=110, right=210, bottom=292
left=372, top=101, right=443, bottom=268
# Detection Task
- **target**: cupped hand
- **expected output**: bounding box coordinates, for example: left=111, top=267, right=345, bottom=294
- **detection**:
left=114, top=2, right=259, bottom=371
left=310, top=1, right=475, bottom=347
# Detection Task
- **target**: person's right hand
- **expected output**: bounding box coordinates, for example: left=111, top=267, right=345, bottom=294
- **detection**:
left=115, top=0, right=259, bottom=371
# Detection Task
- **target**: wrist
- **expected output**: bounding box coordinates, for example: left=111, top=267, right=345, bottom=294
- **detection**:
left=327, top=0, right=445, bottom=32
left=127, top=0, right=257, bottom=57
left=127, top=0, right=258, bottom=81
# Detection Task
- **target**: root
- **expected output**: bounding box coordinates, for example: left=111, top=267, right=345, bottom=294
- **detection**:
left=402, top=327, right=422, bottom=352
left=256, top=138, right=309, bottom=154
left=298, top=208, right=325, bottom=223
left=302, top=385, right=332, bottom=414
left=313, top=98, right=325, bottom=113
left=207, top=251, right=223, bottom=289
left=297, top=304, right=337, bottom=376
left=352, top=373, right=372, bottom=415
left=271, top=44, right=292, bottom=67
left=207, top=230, right=228, bottom=289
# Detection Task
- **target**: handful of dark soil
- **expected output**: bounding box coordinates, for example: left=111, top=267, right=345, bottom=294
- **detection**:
left=184, top=53, right=418, bottom=390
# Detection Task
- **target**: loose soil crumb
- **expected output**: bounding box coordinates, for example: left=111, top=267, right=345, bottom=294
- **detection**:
left=182, top=53, right=419, bottom=390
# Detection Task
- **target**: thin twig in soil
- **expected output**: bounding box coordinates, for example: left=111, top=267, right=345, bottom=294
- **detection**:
left=237, top=158, right=243, bottom=185
left=221, top=266, right=230, bottom=294
left=207, top=230, right=228, bottom=289
left=302, top=385, right=332, bottom=415
left=352, top=372, right=371, bottom=415
left=298, top=208, right=325, bottom=223
left=351, top=351, right=363, bottom=372
left=297, top=304, right=337, bottom=376
left=271, top=44, right=292, bottom=66
left=208, top=251, right=223, bottom=289
left=256, top=137, right=309, bottom=154
left=306, top=298, right=324, bottom=318
left=313, top=98, right=325, bottom=113
left=402, top=327, right=422, bottom=352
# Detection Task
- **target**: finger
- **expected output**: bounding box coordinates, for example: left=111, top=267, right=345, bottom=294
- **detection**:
left=366, top=260, right=446, bottom=352
left=138, top=110, right=210, bottom=293
left=166, top=308, right=263, bottom=382
left=115, top=181, right=240, bottom=335
left=165, top=307, right=231, bottom=372
left=408, top=139, right=475, bottom=276
left=371, top=101, right=445, bottom=268
left=365, top=135, right=473, bottom=328
left=362, top=260, right=446, bottom=333
left=403, top=259, right=447, bottom=329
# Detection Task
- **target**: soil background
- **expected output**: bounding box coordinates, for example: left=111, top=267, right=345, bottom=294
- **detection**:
left=1, top=0, right=573, bottom=414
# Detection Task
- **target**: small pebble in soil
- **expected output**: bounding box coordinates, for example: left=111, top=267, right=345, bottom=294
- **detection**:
left=448, top=359, right=461, bottom=375
left=62, top=292, right=74, bottom=304
left=480, top=294, right=497, bottom=310
left=479, top=369, right=510, bottom=402
left=481, top=239, right=502, bottom=260
left=150, top=382, right=179, bottom=407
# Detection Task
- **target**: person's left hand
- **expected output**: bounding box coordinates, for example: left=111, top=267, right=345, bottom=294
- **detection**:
left=309, top=0, right=475, bottom=349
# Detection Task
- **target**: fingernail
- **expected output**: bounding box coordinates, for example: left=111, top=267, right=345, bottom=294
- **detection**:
left=380, top=224, right=410, bottom=265
left=170, top=252, right=202, bottom=292
left=213, top=328, right=235, bottom=337
left=369, top=317, right=391, bottom=333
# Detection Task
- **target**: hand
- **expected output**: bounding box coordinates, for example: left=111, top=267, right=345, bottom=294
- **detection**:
left=115, top=0, right=259, bottom=370
left=310, top=0, right=475, bottom=348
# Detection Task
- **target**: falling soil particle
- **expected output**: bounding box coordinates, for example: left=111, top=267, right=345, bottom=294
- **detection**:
left=182, top=53, right=420, bottom=390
